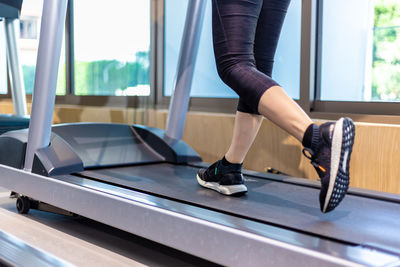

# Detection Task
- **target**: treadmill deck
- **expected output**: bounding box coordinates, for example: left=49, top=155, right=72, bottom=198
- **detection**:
left=81, top=163, right=400, bottom=254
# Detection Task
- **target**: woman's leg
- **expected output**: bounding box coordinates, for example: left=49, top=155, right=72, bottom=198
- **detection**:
left=225, top=111, right=263, bottom=164
left=197, top=0, right=287, bottom=195
left=225, top=0, right=310, bottom=163
left=209, top=0, right=268, bottom=166
left=199, top=0, right=355, bottom=214
left=226, top=85, right=312, bottom=165
left=258, top=86, right=312, bottom=142
left=250, top=0, right=311, bottom=141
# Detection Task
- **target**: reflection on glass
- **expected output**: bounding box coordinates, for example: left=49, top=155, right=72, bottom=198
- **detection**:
left=321, top=0, right=400, bottom=102
left=19, top=0, right=66, bottom=95
left=73, top=0, right=151, bottom=96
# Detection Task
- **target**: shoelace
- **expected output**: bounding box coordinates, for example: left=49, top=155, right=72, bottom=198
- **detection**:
left=302, top=148, right=326, bottom=173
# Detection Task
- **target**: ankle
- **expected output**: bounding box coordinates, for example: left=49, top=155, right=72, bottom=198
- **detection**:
left=222, top=156, right=242, bottom=166
left=302, top=124, right=320, bottom=151
left=219, top=156, right=242, bottom=172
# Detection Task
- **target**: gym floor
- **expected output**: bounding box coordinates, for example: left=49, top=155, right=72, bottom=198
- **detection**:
left=0, top=187, right=219, bottom=267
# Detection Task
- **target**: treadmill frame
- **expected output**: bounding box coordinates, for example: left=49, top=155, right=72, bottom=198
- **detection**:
left=1, top=0, right=400, bottom=266
left=3, top=164, right=399, bottom=267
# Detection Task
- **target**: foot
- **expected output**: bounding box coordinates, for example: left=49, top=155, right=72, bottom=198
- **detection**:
left=196, top=160, right=247, bottom=195
left=303, top=118, right=355, bottom=213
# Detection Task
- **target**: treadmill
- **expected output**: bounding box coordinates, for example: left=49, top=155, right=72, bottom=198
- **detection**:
left=0, top=0, right=30, bottom=135
left=0, top=1, right=399, bottom=266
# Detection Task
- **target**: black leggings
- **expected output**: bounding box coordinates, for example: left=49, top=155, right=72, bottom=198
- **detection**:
left=212, top=0, right=291, bottom=114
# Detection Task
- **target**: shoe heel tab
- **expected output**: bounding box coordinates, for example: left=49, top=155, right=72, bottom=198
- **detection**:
left=310, top=124, right=320, bottom=152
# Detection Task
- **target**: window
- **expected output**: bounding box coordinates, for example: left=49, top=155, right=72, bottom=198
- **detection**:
left=0, top=21, right=7, bottom=94
left=319, top=0, right=400, bottom=102
left=73, top=0, right=151, bottom=96
left=4, top=0, right=398, bottom=118
left=164, top=0, right=301, bottom=99
left=19, top=17, right=38, bottom=39
left=19, top=0, right=66, bottom=95
left=372, top=0, right=400, bottom=101
left=272, top=0, right=302, bottom=100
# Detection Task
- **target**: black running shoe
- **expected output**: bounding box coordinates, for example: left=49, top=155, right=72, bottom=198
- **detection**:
left=303, top=118, right=355, bottom=213
left=196, top=160, right=247, bottom=195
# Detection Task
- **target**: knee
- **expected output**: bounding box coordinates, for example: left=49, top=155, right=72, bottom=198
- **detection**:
left=215, top=59, right=229, bottom=83
left=216, top=59, right=255, bottom=85
left=216, top=65, right=229, bottom=84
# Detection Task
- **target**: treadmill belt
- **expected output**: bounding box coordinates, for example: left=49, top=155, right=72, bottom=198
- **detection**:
left=81, top=163, right=400, bottom=253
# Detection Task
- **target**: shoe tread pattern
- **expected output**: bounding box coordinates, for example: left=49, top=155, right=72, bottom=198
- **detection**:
left=325, top=118, right=355, bottom=213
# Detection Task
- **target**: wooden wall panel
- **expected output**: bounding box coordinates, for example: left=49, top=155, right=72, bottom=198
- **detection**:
left=348, top=123, right=400, bottom=193
left=145, top=109, right=167, bottom=129
left=0, top=100, right=12, bottom=114
left=182, top=112, right=235, bottom=163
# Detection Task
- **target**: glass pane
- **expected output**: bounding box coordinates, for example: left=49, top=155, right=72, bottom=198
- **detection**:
left=19, top=0, right=66, bottom=95
left=0, top=21, right=6, bottom=94
left=73, top=1, right=151, bottom=96
left=320, top=0, right=400, bottom=101
left=372, top=0, right=400, bottom=101
left=164, top=0, right=301, bottom=99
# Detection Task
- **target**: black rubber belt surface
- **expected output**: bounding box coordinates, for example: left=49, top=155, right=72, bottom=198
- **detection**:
left=82, top=163, right=400, bottom=253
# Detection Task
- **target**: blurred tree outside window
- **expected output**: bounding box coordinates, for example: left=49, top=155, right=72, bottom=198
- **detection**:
left=73, top=0, right=150, bottom=96
left=17, top=0, right=150, bottom=97
left=372, top=0, right=400, bottom=101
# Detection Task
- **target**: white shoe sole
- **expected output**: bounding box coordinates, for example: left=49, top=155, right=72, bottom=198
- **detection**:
left=196, top=175, right=247, bottom=195
left=323, top=118, right=354, bottom=213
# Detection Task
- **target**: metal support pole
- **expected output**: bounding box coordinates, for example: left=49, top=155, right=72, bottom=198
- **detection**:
left=165, top=0, right=206, bottom=141
left=4, top=18, right=27, bottom=116
left=24, top=0, right=68, bottom=171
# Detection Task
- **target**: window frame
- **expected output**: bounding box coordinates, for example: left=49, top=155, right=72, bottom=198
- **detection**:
left=310, top=0, right=400, bottom=120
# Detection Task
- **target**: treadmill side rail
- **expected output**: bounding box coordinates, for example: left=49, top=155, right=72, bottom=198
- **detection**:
left=32, top=134, right=84, bottom=177
left=133, top=124, right=202, bottom=163
left=51, top=123, right=166, bottom=168
left=51, top=123, right=201, bottom=167
left=0, top=129, right=28, bottom=169
left=0, top=129, right=84, bottom=176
